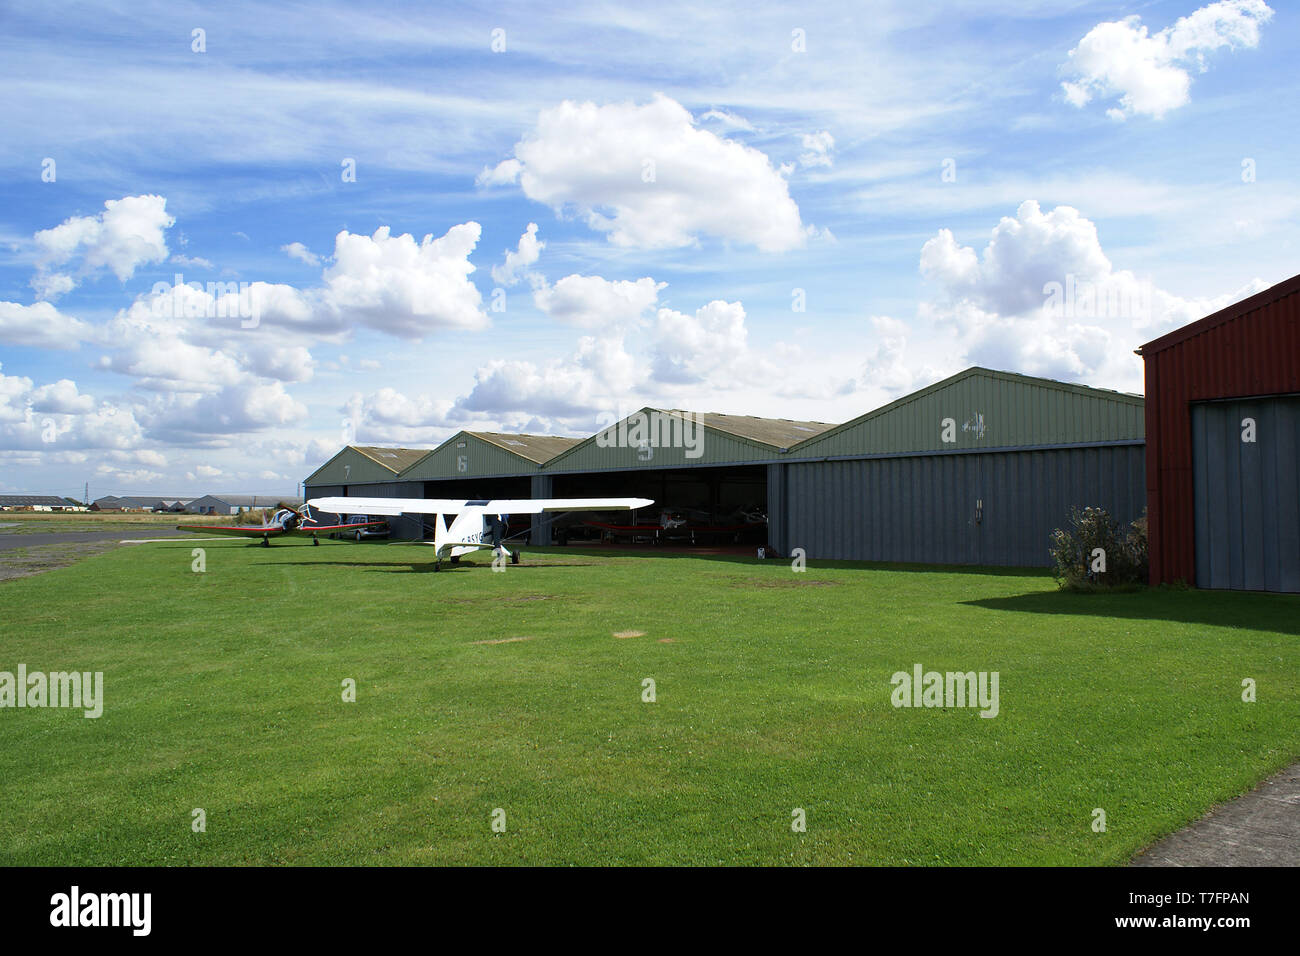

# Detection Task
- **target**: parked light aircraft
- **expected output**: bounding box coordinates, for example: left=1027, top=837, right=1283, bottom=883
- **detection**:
left=179, top=507, right=387, bottom=546
left=308, top=495, right=654, bottom=570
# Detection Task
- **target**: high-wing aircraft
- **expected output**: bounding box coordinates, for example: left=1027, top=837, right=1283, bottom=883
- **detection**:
left=178, top=507, right=387, bottom=546
left=307, top=495, right=654, bottom=570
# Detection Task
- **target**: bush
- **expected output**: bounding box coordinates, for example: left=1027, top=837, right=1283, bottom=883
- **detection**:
left=1049, top=506, right=1148, bottom=591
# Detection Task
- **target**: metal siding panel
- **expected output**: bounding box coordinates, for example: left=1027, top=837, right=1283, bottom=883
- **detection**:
left=1193, top=397, right=1300, bottom=592
left=1143, top=287, right=1300, bottom=586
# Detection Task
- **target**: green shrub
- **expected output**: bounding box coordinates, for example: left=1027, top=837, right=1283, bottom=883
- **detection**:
left=1049, top=506, right=1149, bottom=591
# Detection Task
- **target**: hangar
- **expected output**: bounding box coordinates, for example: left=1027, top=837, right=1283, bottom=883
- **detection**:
left=535, top=409, right=834, bottom=546
left=302, top=367, right=1150, bottom=569
left=1139, top=273, right=1300, bottom=592
left=404, top=431, right=582, bottom=542
left=771, top=368, right=1146, bottom=566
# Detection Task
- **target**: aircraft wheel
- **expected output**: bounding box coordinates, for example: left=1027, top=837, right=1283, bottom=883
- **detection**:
left=511, top=551, right=520, bottom=564
left=313, top=536, right=320, bottom=546
left=355, top=530, right=362, bottom=542
left=434, top=560, right=441, bottom=572
left=450, top=555, right=460, bottom=565
left=262, top=537, right=270, bottom=548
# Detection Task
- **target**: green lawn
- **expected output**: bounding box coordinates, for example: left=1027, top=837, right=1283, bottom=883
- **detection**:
left=0, top=538, right=1296, bottom=865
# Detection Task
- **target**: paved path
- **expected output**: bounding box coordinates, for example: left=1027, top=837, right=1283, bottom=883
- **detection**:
left=0, top=529, right=193, bottom=551
left=1131, top=761, right=1300, bottom=866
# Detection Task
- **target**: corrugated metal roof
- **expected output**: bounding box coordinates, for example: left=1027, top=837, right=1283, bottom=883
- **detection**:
left=785, top=367, right=1144, bottom=459
left=466, top=432, right=583, bottom=464
left=304, top=444, right=434, bottom=485
left=402, top=430, right=580, bottom=480
left=668, top=411, right=835, bottom=448
left=351, top=446, right=435, bottom=473
left=542, top=407, right=835, bottom=473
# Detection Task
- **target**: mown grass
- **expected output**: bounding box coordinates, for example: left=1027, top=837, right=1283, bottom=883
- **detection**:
left=0, top=512, right=211, bottom=534
left=0, top=538, right=1296, bottom=865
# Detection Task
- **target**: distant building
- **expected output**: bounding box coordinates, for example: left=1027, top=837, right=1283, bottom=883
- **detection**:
left=90, top=495, right=192, bottom=512
left=185, top=494, right=298, bottom=516
left=0, top=494, right=84, bottom=511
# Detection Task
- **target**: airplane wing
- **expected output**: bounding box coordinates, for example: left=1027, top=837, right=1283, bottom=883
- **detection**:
left=178, top=524, right=288, bottom=538
left=292, top=519, right=388, bottom=534
left=307, top=496, right=654, bottom=517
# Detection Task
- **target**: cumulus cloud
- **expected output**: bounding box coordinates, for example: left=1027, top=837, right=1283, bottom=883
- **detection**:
left=480, top=94, right=806, bottom=251
left=320, top=224, right=488, bottom=338
left=532, top=274, right=663, bottom=330
left=652, top=300, right=753, bottom=385
left=0, top=368, right=146, bottom=451
left=919, top=200, right=1264, bottom=388
left=32, top=195, right=174, bottom=299
left=29, top=379, right=95, bottom=414
left=1061, top=1, right=1273, bottom=119
left=281, top=241, right=321, bottom=266
left=0, top=300, right=93, bottom=349
left=491, top=222, right=543, bottom=287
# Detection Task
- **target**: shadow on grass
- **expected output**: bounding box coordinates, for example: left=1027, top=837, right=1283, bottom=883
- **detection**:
left=531, top=546, right=1054, bottom=576
left=964, top=588, right=1300, bottom=636
left=261, top=559, right=595, bottom=573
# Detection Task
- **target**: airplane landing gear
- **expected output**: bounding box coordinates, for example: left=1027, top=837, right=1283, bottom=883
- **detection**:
left=511, top=550, right=520, bottom=564
left=312, top=535, right=320, bottom=546
left=261, top=537, right=270, bottom=548
left=434, top=560, right=442, bottom=572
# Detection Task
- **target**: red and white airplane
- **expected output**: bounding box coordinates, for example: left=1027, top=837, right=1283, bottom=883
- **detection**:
left=307, top=495, right=653, bottom=570
left=179, top=507, right=386, bottom=547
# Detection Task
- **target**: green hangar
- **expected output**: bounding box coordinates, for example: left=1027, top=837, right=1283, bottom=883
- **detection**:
left=303, top=366, right=1147, bottom=568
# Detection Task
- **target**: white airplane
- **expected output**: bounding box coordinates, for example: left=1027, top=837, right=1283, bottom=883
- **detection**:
left=306, top=495, right=654, bottom=571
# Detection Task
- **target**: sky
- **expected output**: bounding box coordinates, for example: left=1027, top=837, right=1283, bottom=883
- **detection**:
left=1, top=0, right=1296, bottom=500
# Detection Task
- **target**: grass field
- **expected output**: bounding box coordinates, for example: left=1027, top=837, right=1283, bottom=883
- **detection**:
left=0, top=536, right=1296, bottom=865
left=0, top=512, right=211, bottom=534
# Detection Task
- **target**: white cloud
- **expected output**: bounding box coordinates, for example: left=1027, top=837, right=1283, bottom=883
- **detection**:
left=698, top=108, right=755, bottom=133
left=1061, top=1, right=1273, bottom=119
left=919, top=200, right=1265, bottom=389
left=532, top=274, right=663, bottom=330
left=320, top=224, right=488, bottom=339
left=652, top=300, right=757, bottom=386
left=799, top=130, right=835, bottom=168
left=171, top=254, right=214, bottom=270
left=858, top=317, right=916, bottom=395
left=32, top=195, right=174, bottom=299
left=0, top=300, right=93, bottom=349
left=281, top=241, right=321, bottom=266
left=491, top=222, right=543, bottom=287
left=481, top=94, right=806, bottom=251
left=29, top=379, right=95, bottom=414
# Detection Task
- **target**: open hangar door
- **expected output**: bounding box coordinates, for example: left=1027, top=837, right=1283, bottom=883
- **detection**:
left=546, top=465, right=767, bottom=546
left=1192, top=396, right=1300, bottom=592
left=416, top=476, right=534, bottom=542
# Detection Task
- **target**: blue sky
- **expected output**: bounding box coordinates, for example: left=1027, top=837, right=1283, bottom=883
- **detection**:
left=1, top=0, right=1295, bottom=498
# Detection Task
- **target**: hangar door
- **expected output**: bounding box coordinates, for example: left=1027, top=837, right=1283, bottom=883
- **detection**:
left=1192, top=397, right=1300, bottom=592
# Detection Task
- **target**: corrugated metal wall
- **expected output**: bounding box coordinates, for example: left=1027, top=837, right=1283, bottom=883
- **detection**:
left=1141, top=278, right=1300, bottom=586
left=1192, top=397, right=1300, bottom=592
left=787, top=368, right=1144, bottom=460
left=775, top=443, right=1145, bottom=567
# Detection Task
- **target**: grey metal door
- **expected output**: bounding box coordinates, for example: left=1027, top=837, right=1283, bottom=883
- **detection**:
left=1192, top=396, right=1300, bottom=592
